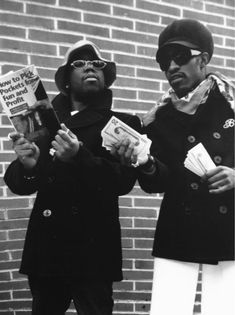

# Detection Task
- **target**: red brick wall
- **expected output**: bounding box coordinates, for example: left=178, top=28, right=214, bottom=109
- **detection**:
left=0, top=0, right=234, bottom=314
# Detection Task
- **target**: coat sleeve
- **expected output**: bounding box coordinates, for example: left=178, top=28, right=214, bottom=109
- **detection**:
left=78, top=114, right=141, bottom=196
left=4, top=158, right=42, bottom=195
left=137, top=157, right=170, bottom=193
left=72, top=146, right=137, bottom=195
left=137, top=122, right=171, bottom=193
left=54, top=115, right=141, bottom=196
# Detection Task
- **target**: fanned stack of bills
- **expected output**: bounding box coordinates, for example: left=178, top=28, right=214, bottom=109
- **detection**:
left=184, top=143, right=216, bottom=177
left=101, top=116, right=152, bottom=164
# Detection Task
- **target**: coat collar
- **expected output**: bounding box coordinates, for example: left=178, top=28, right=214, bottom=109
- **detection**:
left=52, top=89, right=113, bottom=128
left=163, top=86, right=225, bottom=128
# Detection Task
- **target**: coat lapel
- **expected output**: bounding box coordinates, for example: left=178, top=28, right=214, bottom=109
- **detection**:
left=52, top=89, right=113, bottom=129
left=64, top=109, right=104, bottom=129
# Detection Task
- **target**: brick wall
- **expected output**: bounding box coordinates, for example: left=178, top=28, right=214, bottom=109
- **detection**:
left=0, top=0, right=234, bottom=314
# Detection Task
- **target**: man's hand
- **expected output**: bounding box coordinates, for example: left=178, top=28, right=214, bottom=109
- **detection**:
left=51, top=123, right=81, bottom=162
left=111, top=139, right=155, bottom=174
left=9, top=132, right=40, bottom=169
left=204, top=166, right=235, bottom=194
left=29, top=98, right=52, bottom=111
left=110, top=138, right=138, bottom=167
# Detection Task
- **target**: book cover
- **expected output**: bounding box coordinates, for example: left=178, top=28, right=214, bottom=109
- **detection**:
left=0, top=65, right=60, bottom=150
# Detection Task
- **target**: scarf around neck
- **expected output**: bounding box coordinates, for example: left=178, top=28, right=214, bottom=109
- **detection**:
left=143, top=72, right=235, bottom=126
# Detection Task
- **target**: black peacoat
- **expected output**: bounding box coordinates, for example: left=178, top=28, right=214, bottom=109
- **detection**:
left=139, top=86, right=234, bottom=264
left=4, top=90, right=141, bottom=280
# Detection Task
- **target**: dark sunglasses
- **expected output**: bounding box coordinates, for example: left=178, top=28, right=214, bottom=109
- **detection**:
left=70, top=60, right=107, bottom=69
left=158, top=47, right=202, bottom=72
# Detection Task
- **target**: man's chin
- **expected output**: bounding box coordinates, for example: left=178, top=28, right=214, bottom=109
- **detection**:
left=73, top=88, right=104, bottom=103
left=84, top=86, right=101, bottom=94
left=174, top=87, right=190, bottom=98
left=171, top=82, right=189, bottom=98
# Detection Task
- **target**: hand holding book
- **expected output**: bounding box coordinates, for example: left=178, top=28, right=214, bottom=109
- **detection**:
left=9, top=132, right=40, bottom=169
left=0, top=65, right=60, bottom=153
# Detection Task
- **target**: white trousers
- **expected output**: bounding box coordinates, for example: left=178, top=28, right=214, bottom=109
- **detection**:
left=150, top=258, right=235, bottom=315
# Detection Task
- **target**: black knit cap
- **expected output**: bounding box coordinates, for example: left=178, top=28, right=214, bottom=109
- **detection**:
left=156, top=19, right=214, bottom=62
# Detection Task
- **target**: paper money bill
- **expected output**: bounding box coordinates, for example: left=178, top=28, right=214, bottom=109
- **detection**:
left=101, top=116, right=152, bottom=164
left=184, top=143, right=216, bottom=176
left=101, top=116, right=151, bottom=154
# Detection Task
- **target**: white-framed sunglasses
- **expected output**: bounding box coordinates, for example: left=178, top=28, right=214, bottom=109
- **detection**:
left=70, top=60, right=107, bottom=69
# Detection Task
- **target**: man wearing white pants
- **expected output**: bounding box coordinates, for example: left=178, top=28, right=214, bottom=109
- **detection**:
left=150, top=258, right=235, bottom=315
left=138, top=19, right=235, bottom=315
left=113, top=18, right=235, bottom=315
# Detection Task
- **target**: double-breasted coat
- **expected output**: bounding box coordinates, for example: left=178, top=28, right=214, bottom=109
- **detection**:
left=139, top=85, right=234, bottom=264
left=4, top=90, right=141, bottom=280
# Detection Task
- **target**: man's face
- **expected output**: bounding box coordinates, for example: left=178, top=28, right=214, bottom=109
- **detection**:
left=69, top=51, right=106, bottom=98
left=159, top=45, right=206, bottom=98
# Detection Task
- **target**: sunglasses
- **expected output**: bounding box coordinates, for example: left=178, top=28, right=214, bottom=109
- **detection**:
left=158, top=47, right=202, bottom=72
left=70, top=60, right=107, bottom=70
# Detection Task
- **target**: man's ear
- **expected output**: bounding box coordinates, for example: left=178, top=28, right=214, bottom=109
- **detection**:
left=200, top=52, right=210, bottom=68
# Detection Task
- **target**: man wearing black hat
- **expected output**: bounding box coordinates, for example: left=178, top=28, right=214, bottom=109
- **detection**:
left=113, top=19, right=235, bottom=315
left=4, top=40, right=141, bottom=315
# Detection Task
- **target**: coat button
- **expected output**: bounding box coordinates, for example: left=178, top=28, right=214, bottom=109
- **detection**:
left=185, top=207, right=191, bottom=215
left=71, top=206, right=79, bottom=215
left=47, top=176, right=55, bottom=184
left=190, top=182, right=199, bottom=190
left=213, top=132, right=221, bottom=139
left=187, top=135, right=196, bottom=143
left=219, top=205, right=228, bottom=214
left=43, top=209, right=52, bottom=217
left=214, top=155, right=222, bottom=164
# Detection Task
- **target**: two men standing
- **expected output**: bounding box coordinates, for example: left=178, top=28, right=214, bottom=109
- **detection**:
left=4, top=18, right=234, bottom=315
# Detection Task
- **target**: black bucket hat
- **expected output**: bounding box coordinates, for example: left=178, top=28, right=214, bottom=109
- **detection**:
left=156, top=19, right=214, bottom=63
left=55, top=40, right=116, bottom=95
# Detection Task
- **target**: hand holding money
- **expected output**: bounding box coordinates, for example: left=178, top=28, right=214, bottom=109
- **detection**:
left=110, top=138, right=139, bottom=167
left=184, top=143, right=235, bottom=194
left=206, top=166, right=235, bottom=194
left=101, top=116, right=152, bottom=166
left=184, top=143, right=216, bottom=176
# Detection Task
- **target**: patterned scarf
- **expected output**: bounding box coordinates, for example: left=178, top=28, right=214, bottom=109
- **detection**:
left=143, top=72, right=235, bottom=127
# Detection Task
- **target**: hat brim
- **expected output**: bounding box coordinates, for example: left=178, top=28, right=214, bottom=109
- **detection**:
left=156, top=40, right=200, bottom=62
left=55, top=42, right=116, bottom=95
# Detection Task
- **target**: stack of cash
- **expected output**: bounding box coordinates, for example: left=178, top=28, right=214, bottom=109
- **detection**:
left=184, top=143, right=216, bottom=177
left=101, top=116, right=151, bottom=165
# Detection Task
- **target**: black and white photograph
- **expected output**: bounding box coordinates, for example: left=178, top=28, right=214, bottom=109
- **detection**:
left=0, top=1, right=234, bottom=314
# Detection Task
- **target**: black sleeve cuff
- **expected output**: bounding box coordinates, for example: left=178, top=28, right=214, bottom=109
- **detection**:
left=138, top=155, right=156, bottom=174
